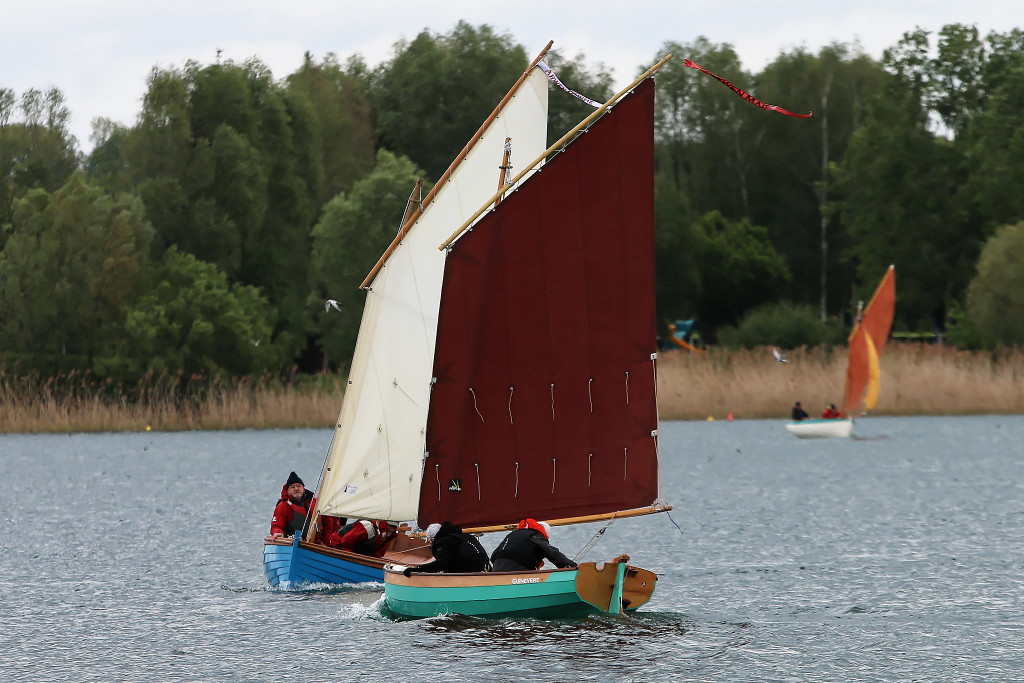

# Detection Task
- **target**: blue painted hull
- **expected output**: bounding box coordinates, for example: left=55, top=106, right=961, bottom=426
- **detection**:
left=263, top=538, right=385, bottom=587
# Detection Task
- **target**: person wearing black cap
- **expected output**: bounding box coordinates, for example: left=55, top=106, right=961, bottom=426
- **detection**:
left=791, top=401, right=809, bottom=421
left=269, top=471, right=315, bottom=539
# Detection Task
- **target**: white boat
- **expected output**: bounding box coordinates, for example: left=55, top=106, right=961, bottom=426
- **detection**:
left=785, top=417, right=853, bottom=439
left=787, top=266, right=895, bottom=440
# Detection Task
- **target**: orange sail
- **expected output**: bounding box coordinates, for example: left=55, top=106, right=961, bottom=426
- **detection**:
left=841, top=266, right=895, bottom=415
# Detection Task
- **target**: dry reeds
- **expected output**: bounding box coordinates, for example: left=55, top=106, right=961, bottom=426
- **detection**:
left=0, top=368, right=344, bottom=434
left=657, top=343, right=1024, bottom=420
left=2, top=344, right=1022, bottom=433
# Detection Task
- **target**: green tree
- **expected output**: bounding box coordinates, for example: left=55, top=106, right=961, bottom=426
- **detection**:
left=0, top=87, right=80, bottom=245
left=750, top=45, right=884, bottom=320
left=286, top=52, right=375, bottom=206
left=371, top=22, right=529, bottom=180
left=118, top=58, right=321, bottom=362
left=692, top=211, right=791, bottom=337
left=652, top=38, right=755, bottom=218
left=0, top=174, right=154, bottom=369
left=964, top=222, right=1024, bottom=346
left=122, top=247, right=282, bottom=377
left=310, top=149, right=425, bottom=367
left=653, top=174, right=704, bottom=326
left=717, top=301, right=843, bottom=349
left=833, top=37, right=965, bottom=330
left=958, top=31, right=1024, bottom=233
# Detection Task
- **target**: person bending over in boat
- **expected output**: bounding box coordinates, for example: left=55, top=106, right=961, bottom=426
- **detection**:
left=327, top=519, right=398, bottom=557
left=490, top=518, right=578, bottom=572
left=269, top=471, right=314, bottom=539
left=402, top=521, right=490, bottom=576
left=821, top=404, right=842, bottom=419
left=791, top=401, right=809, bottom=421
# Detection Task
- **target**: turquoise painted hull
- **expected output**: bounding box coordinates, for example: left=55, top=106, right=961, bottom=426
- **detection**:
left=383, top=557, right=657, bottom=619
left=386, top=569, right=589, bottom=618
left=263, top=537, right=384, bottom=587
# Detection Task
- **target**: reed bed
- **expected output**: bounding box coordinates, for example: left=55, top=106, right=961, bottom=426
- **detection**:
left=657, top=344, right=1024, bottom=421
left=0, top=369, right=344, bottom=434
left=2, top=344, right=1022, bottom=433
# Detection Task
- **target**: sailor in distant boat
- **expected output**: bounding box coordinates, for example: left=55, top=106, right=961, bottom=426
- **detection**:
left=791, top=401, right=809, bottom=421
left=269, top=471, right=314, bottom=539
left=402, top=521, right=490, bottom=576
left=821, top=404, right=842, bottom=419
left=490, top=518, right=578, bottom=572
left=327, top=519, right=397, bottom=557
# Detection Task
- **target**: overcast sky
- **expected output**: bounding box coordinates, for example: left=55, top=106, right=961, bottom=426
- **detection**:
left=3, top=0, right=1019, bottom=152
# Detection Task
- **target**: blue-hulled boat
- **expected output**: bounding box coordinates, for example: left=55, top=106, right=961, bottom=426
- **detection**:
left=264, top=532, right=433, bottom=587
left=262, top=42, right=556, bottom=587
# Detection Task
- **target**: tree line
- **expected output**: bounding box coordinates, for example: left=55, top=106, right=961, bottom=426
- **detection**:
left=2, top=21, right=1023, bottom=390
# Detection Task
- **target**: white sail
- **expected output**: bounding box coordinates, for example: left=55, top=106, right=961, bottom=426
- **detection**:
left=316, top=66, right=550, bottom=522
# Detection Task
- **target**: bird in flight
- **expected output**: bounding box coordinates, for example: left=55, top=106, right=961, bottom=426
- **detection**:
left=772, top=347, right=789, bottom=363
left=325, top=299, right=342, bottom=313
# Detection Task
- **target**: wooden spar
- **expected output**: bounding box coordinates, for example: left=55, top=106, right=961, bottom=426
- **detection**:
left=358, top=40, right=554, bottom=290
left=438, top=53, right=674, bottom=251
left=495, top=137, right=512, bottom=206
left=455, top=504, right=673, bottom=536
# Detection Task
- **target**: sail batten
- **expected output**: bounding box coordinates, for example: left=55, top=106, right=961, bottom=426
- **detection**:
left=418, top=79, right=659, bottom=529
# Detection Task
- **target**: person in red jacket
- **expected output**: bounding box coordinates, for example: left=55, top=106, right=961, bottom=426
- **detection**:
left=821, top=403, right=842, bottom=419
left=269, top=471, right=313, bottom=539
left=327, top=519, right=397, bottom=557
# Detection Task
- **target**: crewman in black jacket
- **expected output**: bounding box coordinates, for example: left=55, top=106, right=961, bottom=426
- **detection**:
left=490, top=518, right=578, bottom=571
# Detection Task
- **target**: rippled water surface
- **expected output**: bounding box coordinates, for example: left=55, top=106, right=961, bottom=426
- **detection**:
left=2, top=415, right=1023, bottom=681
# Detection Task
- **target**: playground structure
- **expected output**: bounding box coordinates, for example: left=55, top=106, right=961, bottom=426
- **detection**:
left=667, top=319, right=702, bottom=352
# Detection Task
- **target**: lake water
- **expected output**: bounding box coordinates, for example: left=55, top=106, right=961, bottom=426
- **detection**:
left=2, top=415, right=1023, bottom=681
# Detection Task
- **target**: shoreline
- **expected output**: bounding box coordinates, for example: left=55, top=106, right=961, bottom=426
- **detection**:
left=2, top=344, right=1022, bottom=434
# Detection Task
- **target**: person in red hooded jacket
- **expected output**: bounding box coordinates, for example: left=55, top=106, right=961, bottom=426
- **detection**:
left=327, top=519, right=397, bottom=557
left=489, top=518, right=577, bottom=572
left=269, top=471, right=314, bottom=539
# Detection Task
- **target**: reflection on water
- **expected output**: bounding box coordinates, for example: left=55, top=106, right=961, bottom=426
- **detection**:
left=2, top=417, right=1024, bottom=680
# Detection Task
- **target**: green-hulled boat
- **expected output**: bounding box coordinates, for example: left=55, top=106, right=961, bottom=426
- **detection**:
left=385, top=556, right=657, bottom=619
left=372, top=47, right=673, bottom=619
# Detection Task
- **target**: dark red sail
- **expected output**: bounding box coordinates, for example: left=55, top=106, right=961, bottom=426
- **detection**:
left=417, top=78, right=659, bottom=529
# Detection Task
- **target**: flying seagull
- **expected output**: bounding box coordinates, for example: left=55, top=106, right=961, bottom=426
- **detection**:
left=772, top=347, right=789, bottom=363
left=325, top=299, right=342, bottom=313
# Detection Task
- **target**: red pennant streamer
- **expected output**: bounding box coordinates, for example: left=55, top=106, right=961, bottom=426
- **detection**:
left=684, top=59, right=812, bottom=118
